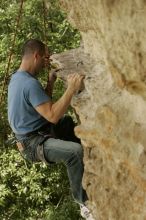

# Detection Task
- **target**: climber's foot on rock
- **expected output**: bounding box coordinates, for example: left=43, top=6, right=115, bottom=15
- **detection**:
left=80, top=204, right=95, bottom=220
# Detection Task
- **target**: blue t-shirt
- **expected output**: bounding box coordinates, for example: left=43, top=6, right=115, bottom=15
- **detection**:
left=8, top=71, right=51, bottom=135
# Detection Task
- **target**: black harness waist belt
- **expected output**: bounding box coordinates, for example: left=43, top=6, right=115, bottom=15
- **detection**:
left=15, top=123, right=54, bottom=139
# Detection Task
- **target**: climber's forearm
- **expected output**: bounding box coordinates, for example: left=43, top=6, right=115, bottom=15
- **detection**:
left=45, top=81, right=54, bottom=98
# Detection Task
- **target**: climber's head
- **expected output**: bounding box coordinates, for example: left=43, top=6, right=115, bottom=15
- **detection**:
left=20, top=39, right=51, bottom=75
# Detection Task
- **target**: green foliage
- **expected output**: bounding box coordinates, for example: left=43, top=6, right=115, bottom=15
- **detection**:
left=0, top=148, right=82, bottom=220
left=0, top=0, right=82, bottom=219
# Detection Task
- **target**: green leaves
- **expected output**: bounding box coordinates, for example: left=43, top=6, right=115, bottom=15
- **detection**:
left=0, top=0, right=82, bottom=219
left=0, top=148, right=70, bottom=219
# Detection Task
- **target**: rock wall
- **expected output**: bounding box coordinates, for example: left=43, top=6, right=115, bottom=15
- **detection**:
left=57, top=1, right=146, bottom=219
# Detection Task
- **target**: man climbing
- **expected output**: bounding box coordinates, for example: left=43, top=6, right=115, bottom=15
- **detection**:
left=8, top=39, right=95, bottom=220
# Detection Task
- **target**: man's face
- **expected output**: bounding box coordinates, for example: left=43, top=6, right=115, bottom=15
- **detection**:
left=35, top=47, right=51, bottom=72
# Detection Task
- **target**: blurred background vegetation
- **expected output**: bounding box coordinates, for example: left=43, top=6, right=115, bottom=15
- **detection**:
left=0, top=0, right=83, bottom=219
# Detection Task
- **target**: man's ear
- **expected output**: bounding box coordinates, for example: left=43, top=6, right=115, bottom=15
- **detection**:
left=34, top=51, right=40, bottom=59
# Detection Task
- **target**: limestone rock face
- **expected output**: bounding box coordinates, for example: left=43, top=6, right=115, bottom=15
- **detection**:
left=58, top=1, right=146, bottom=219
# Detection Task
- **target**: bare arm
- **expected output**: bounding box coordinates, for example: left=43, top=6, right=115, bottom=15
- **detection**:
left=36, top=73, right=84, bottom=124
left=45, top=69, right=57, bottom=97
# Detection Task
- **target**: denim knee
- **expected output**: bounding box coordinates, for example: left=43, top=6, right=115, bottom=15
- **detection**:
left=72, top=143, right=83, bottom=158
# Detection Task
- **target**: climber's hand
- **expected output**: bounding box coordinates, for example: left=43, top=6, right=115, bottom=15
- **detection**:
left=67, top=73, right=85, bottom=94
left=49, top=70, right=58, bottom=84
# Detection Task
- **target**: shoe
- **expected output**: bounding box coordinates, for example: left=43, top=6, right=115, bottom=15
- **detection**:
left=80, top=204, right=95, bottom=220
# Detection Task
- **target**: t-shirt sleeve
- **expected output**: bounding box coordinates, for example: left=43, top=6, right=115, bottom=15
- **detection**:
left=25, top=79, right=51, bottom=108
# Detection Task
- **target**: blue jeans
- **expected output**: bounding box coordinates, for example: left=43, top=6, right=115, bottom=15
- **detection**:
left=16, top=116, right=88, bottom=204
left=43, top=138, right=88, bottom=204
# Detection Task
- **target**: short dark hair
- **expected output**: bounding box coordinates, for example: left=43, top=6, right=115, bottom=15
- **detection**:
left=22, top=39, right=45, bottom=57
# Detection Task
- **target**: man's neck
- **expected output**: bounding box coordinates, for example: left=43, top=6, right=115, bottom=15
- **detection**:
left=18, top=63, right=36, bottom=76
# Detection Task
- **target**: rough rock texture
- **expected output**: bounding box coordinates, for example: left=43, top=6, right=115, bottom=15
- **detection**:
left=57, top=1, right=146, bottom=219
